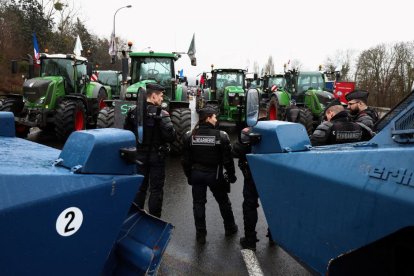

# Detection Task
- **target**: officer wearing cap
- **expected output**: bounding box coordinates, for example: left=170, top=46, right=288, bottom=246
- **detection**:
left=232, top=127, right=274, bottom=251
left=124, top=83, right=176, bottom=218
left=310, top=99, right=374, bottom=146
left=345, top=90, right=379, bottom=130
left=181, top=107, right=238, bottom=244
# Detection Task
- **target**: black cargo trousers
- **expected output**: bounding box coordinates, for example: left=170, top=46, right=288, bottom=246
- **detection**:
left=191, top=169, right=236, bottom=235
left=134, top=150, right=166, bottom=218
left=241, top=165, right=259, bottom=241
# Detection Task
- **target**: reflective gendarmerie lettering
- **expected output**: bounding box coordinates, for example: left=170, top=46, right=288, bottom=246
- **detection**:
left=335, top=130, right=362, bottom=141
left=192, top=135, right=216, bottom=146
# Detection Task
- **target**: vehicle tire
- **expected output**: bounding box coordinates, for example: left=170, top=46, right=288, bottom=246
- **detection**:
left=266, top=96, right=283, bottom=120
left=0, top=98, right=24, bottom=114
left=205, top=103, right=219, bottom=115
left=170, top=107, right=191, bottom=155
left=96, top=106, right=115, bottom=128
left=55, top=99, right=86, bottom=142
left=90, top=88, right=108, bottom=128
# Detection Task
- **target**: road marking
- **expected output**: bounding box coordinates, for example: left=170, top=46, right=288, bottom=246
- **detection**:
left=241, top=249, right=264, bottom=276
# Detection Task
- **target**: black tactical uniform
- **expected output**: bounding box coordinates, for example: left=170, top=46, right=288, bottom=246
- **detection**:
left=233, top=128, right=274, bottom=251
left=310, top=110, right=373, bottom=146
left=181, top=107, right=238, bottom=244
left=345, top=90, right=379, bottom=130
left=124, top=87, right=176, bottom=218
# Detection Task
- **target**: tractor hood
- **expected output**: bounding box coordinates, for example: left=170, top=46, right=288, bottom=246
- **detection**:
left=315, top=90, right=335, bottom=106
left=224, top=86, right=244, bottom=95
left=22, top=77, right=60, bottom=103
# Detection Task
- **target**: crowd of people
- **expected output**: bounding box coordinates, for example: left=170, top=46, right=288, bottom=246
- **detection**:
left=123, top=84, right=379, bottom=251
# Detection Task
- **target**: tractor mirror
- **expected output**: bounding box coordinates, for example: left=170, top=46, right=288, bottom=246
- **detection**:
left=11, top=60, right=18, bottom=74
left=121, top=58, right=128, bottom=82
left=87, top=63, right=93, bottom=77
left=254, top=73, right=258, bottom=80
left=196, top=79, right=199, bottom=86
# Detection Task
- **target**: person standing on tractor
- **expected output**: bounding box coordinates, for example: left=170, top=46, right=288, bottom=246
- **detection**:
left=124, top=83, right=176, bottom=218
left=233, top=127, right=275, bottom=251
left=181, top=107, right=238, bottom=245
left=345, top=90, right=379, bottom=131
left=310, top=99, right=374, bottom=146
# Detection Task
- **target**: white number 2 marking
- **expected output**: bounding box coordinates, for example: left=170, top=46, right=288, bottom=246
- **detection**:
left=56, top=207, right=83, bottom=237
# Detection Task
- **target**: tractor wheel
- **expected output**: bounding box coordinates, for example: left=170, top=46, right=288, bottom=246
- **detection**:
left=205, top=103, right=219, bottom=116
left=55, top=99, right=86, bottom=142
left=266, top=96, right=283, bottom=120
left=170, top=107, right=191, bottom=155
left=0, top=98, right=24, bottom=114
left=89, top=88, right=108, bottom=128
left=297, top=107, right=314, bottom=135
left=96, top=106, right=115, bottom=128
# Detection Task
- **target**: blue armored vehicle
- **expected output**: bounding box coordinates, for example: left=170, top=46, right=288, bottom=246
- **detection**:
left=243, top=89, right=414, bottom=275
left=0, top=112, right=172, bottom=275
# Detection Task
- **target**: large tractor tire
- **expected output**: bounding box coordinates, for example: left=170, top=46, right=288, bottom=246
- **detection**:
left=89, top=88, right=108, bottom=128
left=0, top=98, right=29, bottom=138
left=266, top=96, right=283, bottom=120
left=286, top=106, right=314, bottom=135
left=55, top=99, right=86, bottom=142
left=170, top=107, right=191, bottom=155
left=96, top=106, right=115, bottom=128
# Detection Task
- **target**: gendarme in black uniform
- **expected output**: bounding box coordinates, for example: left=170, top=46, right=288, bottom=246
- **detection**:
left=124, top=83, right=176, bottom=218
left=181, top=107, right=238, bottom=244
left=310, top=109, right=373, bottom=146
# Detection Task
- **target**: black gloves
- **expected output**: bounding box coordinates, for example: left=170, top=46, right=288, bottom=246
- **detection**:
left=224, top=172, right=237, bottom=184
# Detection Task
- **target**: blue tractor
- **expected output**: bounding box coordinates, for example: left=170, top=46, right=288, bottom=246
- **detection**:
left=243, top=88, right=414, bottom=275
left=0, top=112, right=173, bottom=275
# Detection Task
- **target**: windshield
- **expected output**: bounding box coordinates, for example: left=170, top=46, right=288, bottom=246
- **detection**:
left=131, top=57, right=173, bottom=86
left=215, top=71, right=244, bottom=90
left=98, top=71, right=120, bottom=86
left=41, top=58, right=75, bottom=84
left=268, top=76, right=286, bottom=88
left=297, top=73, right=324, bottom=94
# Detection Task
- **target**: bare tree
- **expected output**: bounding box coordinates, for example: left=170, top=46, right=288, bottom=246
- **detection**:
left=263, top=55, right=275, bottom=75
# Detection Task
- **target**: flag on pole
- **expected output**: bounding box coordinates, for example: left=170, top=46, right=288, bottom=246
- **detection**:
left=109, top=32, right=117, bottom=56
left=32, top=33, right=40, bottom=65
left=187, top=33, right=196, bottom=66
left=74, top=35, right=83, bottom=56
left=179, top=69, right=184, bottom=78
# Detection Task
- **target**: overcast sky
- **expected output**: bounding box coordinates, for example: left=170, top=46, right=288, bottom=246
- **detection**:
left=76, top=0, right=412, bottom=82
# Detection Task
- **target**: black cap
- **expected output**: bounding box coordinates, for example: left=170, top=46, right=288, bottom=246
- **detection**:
left=146, top=83, right=165, bottom=95
left=345, top=90, right=369, bottom=103
left=199, top=106, right=217, bottom=120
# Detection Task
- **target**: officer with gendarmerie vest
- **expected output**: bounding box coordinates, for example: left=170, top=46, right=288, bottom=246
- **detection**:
left=124, top=83, right=176, bottom=218
left=310, top=99, right=374, bottom=146
left=181, top=107, right=238, bottom=244
left=345, top=89, right=379, bottom=131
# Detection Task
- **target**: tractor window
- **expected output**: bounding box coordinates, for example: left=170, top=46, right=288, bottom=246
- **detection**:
left=76, top=64, right=87, bottom=81
left=131, top=57, right=172, bottom=86
left=215, top=72, right=244, bottom=89
left=297, top=74, right=324, bottom=93
left=269, top=77, right=286, bottom=88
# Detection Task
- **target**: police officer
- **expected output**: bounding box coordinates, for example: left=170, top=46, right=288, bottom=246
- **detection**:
left=181, top=107, right=238, bottom=244
left=345, top=90, right=379, bottom=130
left=310, top=99, right=374, bottom=146
left=233, top=127, right=274, bottom=251
left=124, top=83, right=176, bottom=218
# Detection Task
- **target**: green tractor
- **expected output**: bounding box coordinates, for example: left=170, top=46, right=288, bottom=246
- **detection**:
left=97, top=51, right=191, bottom=154
left=0, top=53, right=111, bottom=140
left=263, top=70, right=335, bottom=134
left=196, top=68, right=246, bottom=126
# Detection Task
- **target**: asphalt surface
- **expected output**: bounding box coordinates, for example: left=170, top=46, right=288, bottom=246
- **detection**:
left=27, top=97, right=312, bottom=276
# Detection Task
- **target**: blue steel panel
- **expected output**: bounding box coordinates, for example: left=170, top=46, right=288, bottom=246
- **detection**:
left=252, top=120, right=311, bottom=154
left=247, top=97, right=414, bottom=274
left=59, top=128, right=136, bottom=175
left=0, top=111, right=15, bottom=137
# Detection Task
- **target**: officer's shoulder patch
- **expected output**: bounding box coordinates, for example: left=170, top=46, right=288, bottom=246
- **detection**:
left=192, top=135, right=216, bottom=146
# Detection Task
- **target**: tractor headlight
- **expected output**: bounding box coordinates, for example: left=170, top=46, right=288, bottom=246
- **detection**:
left=239, top=93, right=245, bottom=97
left=161, top=102, right=168, bottom=109
left=37, top=97, right=45, bottom=105
left=126, top=93, right=132, bottom=98
left=228, top=93, right=235, bottom=97
left=132, top=93, right=137, bottom=98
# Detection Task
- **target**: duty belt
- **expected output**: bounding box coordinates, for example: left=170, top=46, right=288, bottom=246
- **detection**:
left=192, top=163, right=217, bottom=172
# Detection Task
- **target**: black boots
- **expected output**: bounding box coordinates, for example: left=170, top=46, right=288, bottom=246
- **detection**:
left=225, top=224, right=238, bottom=237
left=240, top=237, right=258, bottom=251
left=196, top=232, right=206, bottom=244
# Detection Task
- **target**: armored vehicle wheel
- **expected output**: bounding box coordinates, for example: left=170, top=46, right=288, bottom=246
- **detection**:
left=97, top=106, right=115, bottom=128
left=266, top=96, right=283, bottom=120
left=170, top=107, right=191, bottom=155
left=0, top=98, right=24, bottom=114
left=55, top=99, right=86, bottom=141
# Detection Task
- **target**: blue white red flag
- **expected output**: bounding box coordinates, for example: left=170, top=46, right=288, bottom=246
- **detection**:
left=32, top=33, right=40, bottom=64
